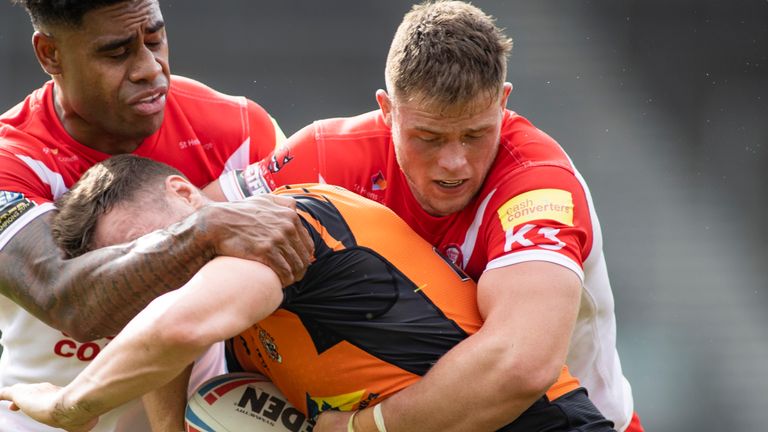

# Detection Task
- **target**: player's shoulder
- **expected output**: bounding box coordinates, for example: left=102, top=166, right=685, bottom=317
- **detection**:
left=498, top=110, right=574, bottom=174
left=1, top=83, right=62, bottom=161
left=313, top=110, right=390, bottom=141
left=168, top=75, right=247, bottom=108
left=1, top=82, right=51, bottom=135
left=164, top=75, right=264, bottom=140
left=479, top=111, right=588, bottom=210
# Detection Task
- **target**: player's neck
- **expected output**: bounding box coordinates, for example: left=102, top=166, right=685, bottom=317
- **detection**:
left=52, top=86, right=142, bottom=155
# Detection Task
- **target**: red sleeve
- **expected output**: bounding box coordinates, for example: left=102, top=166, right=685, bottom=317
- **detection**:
left=217, top=112, right=389, bottom=201
left=258, top=122, right=324, bottom=188
left=218, top=122, right=325, bottom=200
left=0, top=150, right=53, bottom=205
left=0, top=151, right=55, bottom=249
left=481, top=165, right=593, bottom=280
left=245, top=99, right=283, bottom=162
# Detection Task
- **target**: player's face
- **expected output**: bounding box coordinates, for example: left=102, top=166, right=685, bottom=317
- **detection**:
left=51, top=0, right=170, bottom=146
left=92, top=178, right=203, bottom=248
left=92, top=198, right=190, bottom=249
left=382, top=84, right=511, bottom=216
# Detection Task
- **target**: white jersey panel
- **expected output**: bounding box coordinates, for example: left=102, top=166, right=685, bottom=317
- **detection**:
left=0, top=295, right=151, bottom=431
left=0, top=296, right=226, bottom=431
left=566, top=166, right=634, bottom=432
left=469, top=162, right=634, bottom=431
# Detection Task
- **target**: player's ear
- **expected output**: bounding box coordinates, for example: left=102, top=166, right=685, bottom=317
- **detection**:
left=33, top=31, right=62, bottom=76
left=376, top=89, right=393, bottom=127
left=500, top=82, right=513, bottom=109
left=165, top=175, right=202, bottom=207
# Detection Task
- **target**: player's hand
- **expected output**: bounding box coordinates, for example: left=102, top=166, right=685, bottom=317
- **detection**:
left=199, top=194, right=313, bottom=286
left=313, top=409, right=354, bottom=432
left=0, top=383, right=98, bottom=432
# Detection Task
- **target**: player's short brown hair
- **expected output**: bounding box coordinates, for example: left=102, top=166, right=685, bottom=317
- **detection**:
left=385, top=0, right=513, bottom=109
left=52, top=154, right=184, bottom=258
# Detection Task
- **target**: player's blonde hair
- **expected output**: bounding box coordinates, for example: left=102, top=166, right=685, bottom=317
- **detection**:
left=385, top=0, right=513, bottom=109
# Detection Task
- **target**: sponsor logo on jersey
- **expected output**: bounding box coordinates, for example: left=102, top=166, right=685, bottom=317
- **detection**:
left=237, top=165, right=272, bottom=197
left=306, top=389, right=368, bottom=419
left=178, top=138, right=213, bottom=151
left=441, top=244, right=463, bottom=266
left=371, top=170, right=387, bottom=191
left=435, top=245, right=471, bottom=281
left=41, top=147, right=80, bottom=163
left=53, top=332, right=115, bottom=362
left=351, top=183, right=383, bottom=202
left=259, top=327, right=283, bottom=363
left=0, top=191, right=36, bottom=236
left=497, top=189, right=574, bottom=231
left=267, top=149, right=294, bottom=174
left=503, top=223, right=567, bottom=252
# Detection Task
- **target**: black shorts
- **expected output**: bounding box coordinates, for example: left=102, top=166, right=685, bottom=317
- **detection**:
left=498, top=388, right=616, bottom=432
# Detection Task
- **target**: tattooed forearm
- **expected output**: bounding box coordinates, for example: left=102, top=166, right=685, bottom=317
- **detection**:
left=0, top=211, right=214, bottom=341
left=0, top=196, right=309, bottom=341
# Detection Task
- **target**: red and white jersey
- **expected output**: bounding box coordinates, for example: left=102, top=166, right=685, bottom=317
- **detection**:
left=0, top=76, right=283, bottom=431
left=220, top=109, right=634, bottom=431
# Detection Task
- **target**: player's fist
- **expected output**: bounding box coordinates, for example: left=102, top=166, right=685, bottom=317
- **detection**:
left=199, top=194, right=313, bottom=286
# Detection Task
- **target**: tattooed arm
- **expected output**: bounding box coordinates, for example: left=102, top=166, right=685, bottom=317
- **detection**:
left=0, top=196, right=311, bottom=341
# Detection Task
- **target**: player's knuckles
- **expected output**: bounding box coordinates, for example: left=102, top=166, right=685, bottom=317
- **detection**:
left=268, top=219, right=299, bottom=244
left=266, top=253, right=294, bottom=286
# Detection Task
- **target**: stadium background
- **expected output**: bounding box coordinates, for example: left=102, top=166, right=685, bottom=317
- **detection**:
left=1, top=1, right=766, bottom=430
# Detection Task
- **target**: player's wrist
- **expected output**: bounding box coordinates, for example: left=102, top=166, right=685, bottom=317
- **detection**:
left=347, top=410, right=359, bottom=432
left=55, top=385, right=99, bottom=428
left=187, top=204, right=223, bottom=258
left=349, top=404, right=387, bottom=432
left=373, top=404, right=388, bottom=432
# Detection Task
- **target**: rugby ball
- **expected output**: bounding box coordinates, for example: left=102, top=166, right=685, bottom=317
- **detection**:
left=185, top=372, right=313, bottom=432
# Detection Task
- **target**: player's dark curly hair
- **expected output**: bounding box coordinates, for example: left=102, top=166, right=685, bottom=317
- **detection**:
left=9, top=0, right=130, bottom=28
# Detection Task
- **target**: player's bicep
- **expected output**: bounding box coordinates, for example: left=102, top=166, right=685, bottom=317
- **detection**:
left=478, top=262, right=581, bottom=370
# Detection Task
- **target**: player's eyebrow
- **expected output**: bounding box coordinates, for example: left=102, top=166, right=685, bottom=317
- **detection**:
left=412, top=124, right=492, bottom=135
left=464, top=125, right=493, bottom=133
left=413, top=126, right=441, bottom=134
left=145, top=19, right=165, bottom=34
left=94, top=20, right=165, bottom=53
left=95, top=34, right=134, bottom=53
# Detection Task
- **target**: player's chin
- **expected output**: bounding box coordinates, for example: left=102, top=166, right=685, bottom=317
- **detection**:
left=426, top=196, right=472, bottom=217
left=122, top=112, right=164, bottom=139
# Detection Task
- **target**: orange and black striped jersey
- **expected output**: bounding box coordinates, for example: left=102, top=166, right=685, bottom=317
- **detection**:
left=218, top=109, right=633, bottom=430
left=227, top=184, right=587, bottom=430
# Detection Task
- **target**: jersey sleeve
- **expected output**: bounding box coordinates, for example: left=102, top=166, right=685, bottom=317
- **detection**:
left=0, top=151, right=56, bottom=251
left=218, top=122, right=324, bottom=201
left=481, top=165, right=594, bottom=282
left=245, top=99, right=286, bottom=159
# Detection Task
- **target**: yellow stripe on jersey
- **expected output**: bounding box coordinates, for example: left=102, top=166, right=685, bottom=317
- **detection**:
left=308, top=389, right=366, bottom=412
left=497, top=189, right=574, bottom=230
